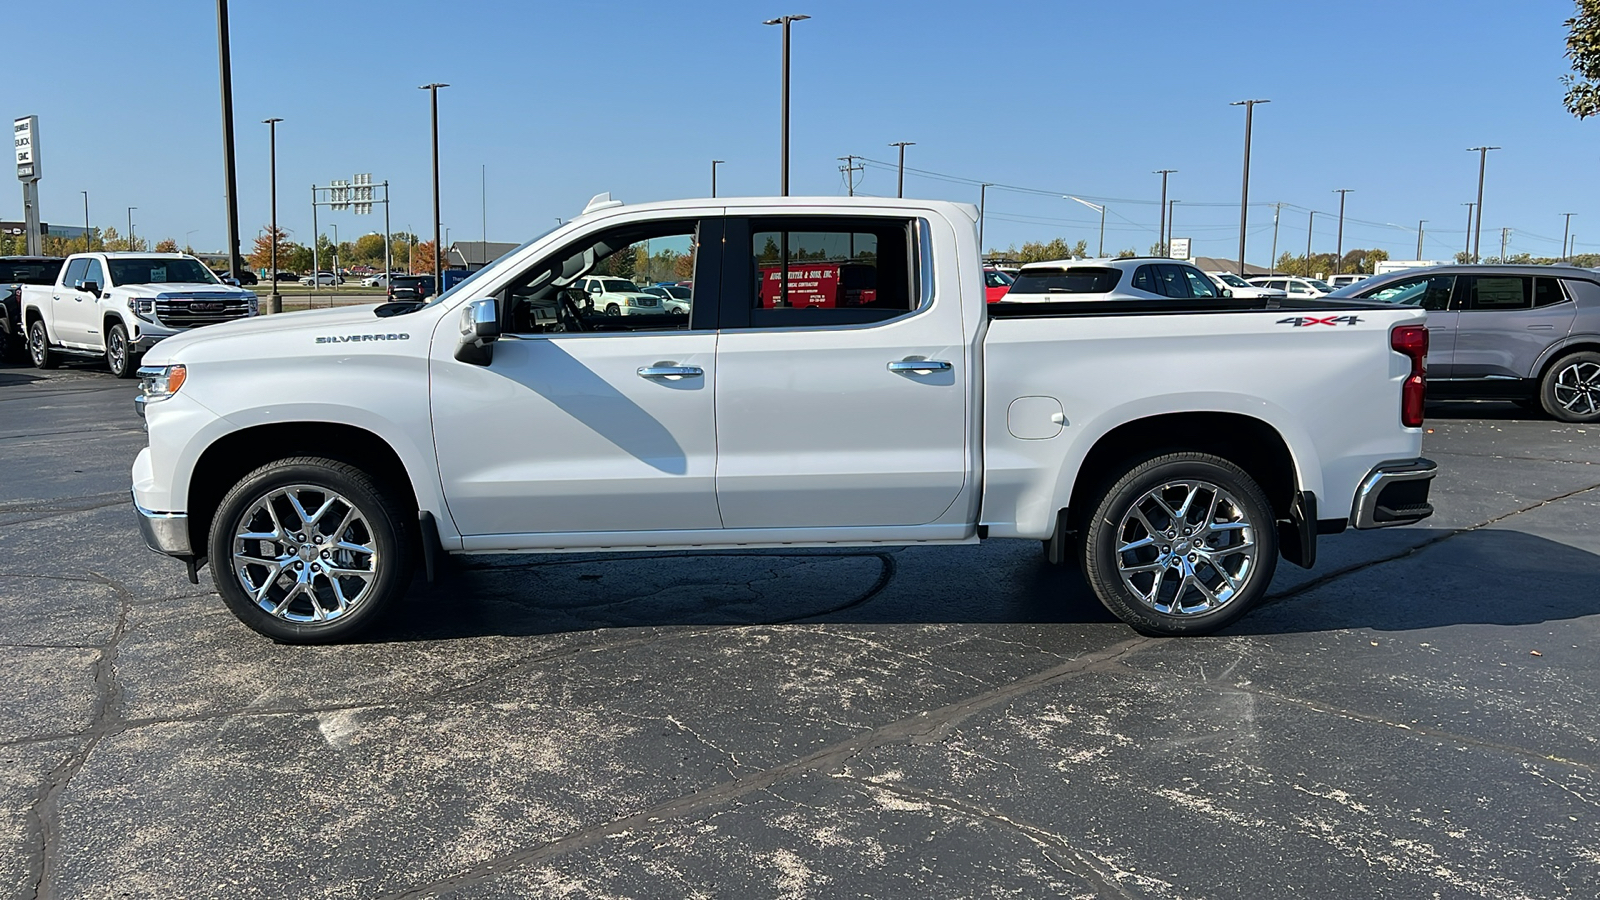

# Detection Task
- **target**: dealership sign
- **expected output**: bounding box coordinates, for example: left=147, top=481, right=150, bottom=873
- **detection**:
left=15, top=116, right=39, bottom=182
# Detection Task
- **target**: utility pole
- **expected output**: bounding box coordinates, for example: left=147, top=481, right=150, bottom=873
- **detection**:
left=1167, top=199, right=1180, bottom=255
left=81, top=191, right=91, bottom=253
left=1467, top=146, right=1499, bottom=262
left=1416, top=219, right=1426, bottom=260
left=1154, top=169, right=1175, bottom=257
left=711, top=159, right=724, bottom=198
left=1562, top=213, right=1576, bottom=264
left=1500, top=227, right=1511, bottom=262
left=978, top=183, right=992, bottom=258
left=1231, top=98, right=1270, bottom=277
left=1462, top=203, right=1475, bottom=260
left=1305, top=210, right=1316, bottom=276
left=837, top=155, right=862, bottom=196
left=1332, top=189, right=1352, bottom=275
left=889, top=141, right=914, bottom=198
left=127, top=207, right=136, bottom=250
left=262, top=118, right=282, bottom=312
left=763, top=14, right=810, bottom=196
left=1269, top=202, right=1282, bottom=274
left=419, top=83, right=449, bottom=290
left=216, top=0, right=243, bottom=280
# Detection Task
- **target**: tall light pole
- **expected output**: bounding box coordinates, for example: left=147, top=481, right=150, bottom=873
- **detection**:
left=1269, top=202, right=1282, bottom=273
left=1068, top=196, right=1105, bottom=257
left=1467, top=146, right=1499, bottom=263
left=81, top=191, right=90, bottom=252
left=1167, top=199, right=1180, bottom=255
left=1462, top=202, right=1475, bottom=260
left=420, top=83, right=449, bottom=290
left=1562, top=213, right=1576, bottom=264
left=1305, top=210, right=1316, bottom=276
left=763, top=14, right=809, bottom=196
left=711, top=159, right=724, bottom=198
left=263, top=117, right=282, bottom=313
left=1416, top=219, right=1426, bottom=260
left=889, top=141, right=914, bottom=198
left=1231, top=98, right=1270, bottom=277
left=1332, top=189, right=1352, bottom=275
left=127, top=207, right=137, bottom=250
left=978, top=183, right=992, bottom=257
left=1154, top=169, right=1175, bottom=257
left=215, top=0, right=242, bottom=281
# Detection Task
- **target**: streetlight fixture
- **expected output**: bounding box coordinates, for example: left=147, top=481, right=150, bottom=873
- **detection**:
left=419, top=83, right=450, bottom=290
left=1067, top=196, right=1105, bottom=257
left=1230, top=98, right=1269, bottom=276
left=1467, top=146, right=1499, bottom=262
left=763, top=14, right=809, bottom=196
left=889, top=141, right=914, bottom=198
left=1332, top=189, right=1352, bottom=274
left=1154, top=169, right=1175, bottom=256
left=711, top=159, right=724, bottom=198
left=1563, top=212, right=1576, bottom=264
left=263, top=117, right=283, bottom=312
left=80, top=191, right=90, bottom=252
left=216, top=0, right=243, bottom=281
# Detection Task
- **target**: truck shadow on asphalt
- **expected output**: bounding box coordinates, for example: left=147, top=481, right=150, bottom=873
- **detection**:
left=370, top=527, right=1597, bottom=642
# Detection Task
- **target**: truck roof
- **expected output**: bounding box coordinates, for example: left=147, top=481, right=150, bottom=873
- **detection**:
left=573, top=195, right=981, bottom=223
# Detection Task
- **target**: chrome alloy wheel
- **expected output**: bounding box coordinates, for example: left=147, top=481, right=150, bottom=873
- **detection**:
left=231, top=484, right=379, bottom=624
left=1114, top=479, right=1258, bottom=616
left=1553, top=360, right=1600, bottom=417
left=107, top=328, right=127, bottom=375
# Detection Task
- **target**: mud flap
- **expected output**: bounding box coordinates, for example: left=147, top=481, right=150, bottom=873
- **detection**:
left=1277, top=491, right=1318, bottom=570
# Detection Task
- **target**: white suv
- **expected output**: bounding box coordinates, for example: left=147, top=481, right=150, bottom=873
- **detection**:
left=1207, top=271, right=1286, bottom=299
left=576, top=275, right=664, bottom=315
left=1003, top=257, right=1234, bottom=302
left=1248, top=276, right=1333, bottom=298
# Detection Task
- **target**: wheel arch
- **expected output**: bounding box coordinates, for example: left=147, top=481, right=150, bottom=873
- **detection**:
left=186, top=422, right=420, bottom=559
left=1532, top=338, right=1600, bottom=384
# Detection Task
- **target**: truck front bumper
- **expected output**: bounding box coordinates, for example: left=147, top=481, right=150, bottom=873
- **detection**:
left=133, top=494, right=191, bottom=557
left=1350, top=458, right=1437, bottom=529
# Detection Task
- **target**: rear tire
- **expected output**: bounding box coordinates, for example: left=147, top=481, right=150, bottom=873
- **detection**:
left=1082, top=452, right=1278, bottom=637
left=28, top=320, right=57, bottom=369
left=106, top=322, right=138, bottom=378
left=1540, top=351, right=1600, bottom=423
left=209, top=457, right=414, bottom=644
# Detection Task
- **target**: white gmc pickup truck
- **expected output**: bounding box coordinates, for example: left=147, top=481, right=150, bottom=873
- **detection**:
left=131, top=196, right=1436, bottom=643
left=22, top=252, right=258, bottom=377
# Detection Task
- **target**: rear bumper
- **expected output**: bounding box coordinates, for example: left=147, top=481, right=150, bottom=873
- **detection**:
left=134, top=494, right=191, bottom=557
left=1350, top=458, right=1437, bottom=529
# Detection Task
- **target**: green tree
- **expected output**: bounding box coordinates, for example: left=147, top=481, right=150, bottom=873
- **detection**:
left=154, top=239, right=179, bottom=253
left=351, top=233, right=387, bottom=264
left=1115, top=248, right=1138, bottom=258
left=1564, top=1, right=1600, bottom=117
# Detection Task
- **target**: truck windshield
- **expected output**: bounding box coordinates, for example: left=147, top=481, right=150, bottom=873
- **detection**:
left=108, top=258, right=220, bottom=286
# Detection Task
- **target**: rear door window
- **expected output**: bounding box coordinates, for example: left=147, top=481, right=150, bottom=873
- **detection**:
left=1533, top=277, right=1569, bottom=307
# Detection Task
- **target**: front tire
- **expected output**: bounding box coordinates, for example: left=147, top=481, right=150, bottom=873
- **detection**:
left=604, top=303, right=621, bottom=316
left=105, top=322, right=137, bottom=378
left=1082, top=452, right=1278, bottom=637
left=209, top=457, right=414, bottom=643
left=1540, top=351, right=1600, bottom=423
left=28, top=320, right=57, bottom=369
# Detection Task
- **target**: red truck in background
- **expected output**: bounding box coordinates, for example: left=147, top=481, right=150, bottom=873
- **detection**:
left=759, top=262, right=878, bottom=308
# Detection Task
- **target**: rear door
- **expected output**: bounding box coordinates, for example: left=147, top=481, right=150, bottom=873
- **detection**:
left=1450, top=274, right=1576, bottom=378
left=712, top=214, right=968, bottom=530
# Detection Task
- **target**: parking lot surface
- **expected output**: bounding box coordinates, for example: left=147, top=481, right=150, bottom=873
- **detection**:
left=2, top=358, right=1597, bottom=899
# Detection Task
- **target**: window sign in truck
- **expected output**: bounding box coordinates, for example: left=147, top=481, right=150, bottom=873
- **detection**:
left=21, top=252, right=258, bottom=376
left=130, top=195, right=1436, bottom=644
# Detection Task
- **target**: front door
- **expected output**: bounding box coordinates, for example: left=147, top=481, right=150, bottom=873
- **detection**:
left=431, top=215, right=725, bottom=538
left=1357, top=272, right=1457, bottom=376
left=712, top=215, right=969, bottom=530
left=53, top=257, right=97, bottom=348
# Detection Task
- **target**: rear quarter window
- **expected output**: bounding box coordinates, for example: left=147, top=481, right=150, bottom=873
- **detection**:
left=1010, top=268, right=1121, bottom=294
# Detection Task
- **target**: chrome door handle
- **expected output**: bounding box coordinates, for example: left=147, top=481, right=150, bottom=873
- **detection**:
left=887, top=359, right=951, bottom=373
left=637, top=365, right=703, bottom=379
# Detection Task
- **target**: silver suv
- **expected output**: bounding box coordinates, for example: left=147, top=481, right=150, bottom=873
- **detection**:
left=1004, top=257, right=1234, bottom=302
left=1333, top=265, right=1600, bottom=422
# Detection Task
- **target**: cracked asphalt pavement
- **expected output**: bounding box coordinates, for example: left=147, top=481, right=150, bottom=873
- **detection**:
left=2, top=359, right=1598, bottom=899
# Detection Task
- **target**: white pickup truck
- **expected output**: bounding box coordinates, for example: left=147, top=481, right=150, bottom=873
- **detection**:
left=131, top=195, right=1436, bottom=643
left=21, top=252, right=258, bottom=377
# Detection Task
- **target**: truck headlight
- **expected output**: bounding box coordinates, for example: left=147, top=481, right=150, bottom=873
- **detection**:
left=137, top=364, right=187, bottom=402
left=127, top=297, right=157, bottom=322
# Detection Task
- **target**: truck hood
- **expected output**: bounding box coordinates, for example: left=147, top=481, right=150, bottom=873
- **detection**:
left=116, top=282, right=256, bottom=300
left=141, top=303, right=393, bottom=364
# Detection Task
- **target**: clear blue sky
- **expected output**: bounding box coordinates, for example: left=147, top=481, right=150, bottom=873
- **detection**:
left=7, top=0, right=1596, bottom=264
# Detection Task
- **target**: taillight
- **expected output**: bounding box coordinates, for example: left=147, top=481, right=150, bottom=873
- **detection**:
left=1391, top=324, right=1428, bottom=428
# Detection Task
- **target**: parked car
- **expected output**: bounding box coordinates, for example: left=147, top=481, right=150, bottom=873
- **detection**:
left=983, top=267, right=1014, bottom=303
left=17, top=252, right=256, bottom=377
left=577, top=275, right=665, bottom=315
left=1327, top=274, right=1371, bottom=289
left=387, top=275, right=436, bottom=302
left=1248, top=276, right=1333, bottom=298
left=1330, top=264, right=1600, bottom=422
left=271, top=271, right=300, bottom=282
left=640, top=284, right=691, bottom=315
left=1004, top=257, right=1234, bottom=302
left=361, top=273, right=391, bottom=288
left=298, top=272, right=342, bottom=286
left=1206, top=271, right=1286, bottom=300
left=130, top=194, right=1433, bottom=644
left=0, top=256, right=65, bottom=362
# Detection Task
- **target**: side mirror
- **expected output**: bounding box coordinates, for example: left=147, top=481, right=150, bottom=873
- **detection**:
left=223, top=276, right=242, bottom=287
left=78, top=280, right=101, bottom=296
left=1221, top=288, right=1234, bottom=299
left=454, top=297, right=500, bottom=366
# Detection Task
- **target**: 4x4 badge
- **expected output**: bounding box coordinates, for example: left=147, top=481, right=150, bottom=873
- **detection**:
left=1276, top=315, right=1362, bottom=327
